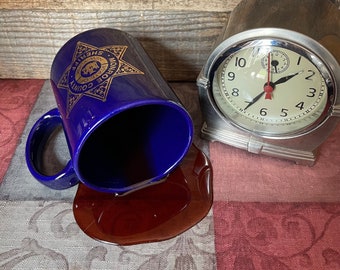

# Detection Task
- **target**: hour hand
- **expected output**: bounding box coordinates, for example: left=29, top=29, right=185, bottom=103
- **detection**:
left=244, top=91, right=265, bottom=110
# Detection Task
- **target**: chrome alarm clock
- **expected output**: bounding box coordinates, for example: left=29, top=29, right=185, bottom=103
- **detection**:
left=197, top=28, right=340, bottom=165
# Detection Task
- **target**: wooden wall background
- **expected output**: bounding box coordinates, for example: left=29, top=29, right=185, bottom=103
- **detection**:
left=0, top=0, right=241, bottom=81
left=1, top=0, right=339, bottom=81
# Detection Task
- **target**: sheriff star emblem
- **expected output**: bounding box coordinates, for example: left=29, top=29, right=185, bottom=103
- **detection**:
left=57, top=41, right=144, bottom=116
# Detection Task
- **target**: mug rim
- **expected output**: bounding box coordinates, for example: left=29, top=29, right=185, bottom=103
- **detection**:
left=73, top=99, right=194, bottom=194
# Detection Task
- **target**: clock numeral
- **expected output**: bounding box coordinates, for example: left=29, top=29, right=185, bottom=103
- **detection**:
left=305, top=70, right=315, bottom=80
left=295, top=101, right=305, bottom=110
left=260, top=108, right=268, bottom=116
left=307, top=87, right=316, bottom=97
left=231, top=88, right=240, bottom=96
left=235, top=57, right=247, bottom=68
left=280, top=108, right=288, bottom=117
left=297, top=56, right=302, bottom=66
left=227, top=72, right=235, bottom=81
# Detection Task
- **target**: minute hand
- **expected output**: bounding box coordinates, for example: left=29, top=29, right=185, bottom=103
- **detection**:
left=244, top=92, right=264, bottom=110
left=274, top=70, right=303, bottom=85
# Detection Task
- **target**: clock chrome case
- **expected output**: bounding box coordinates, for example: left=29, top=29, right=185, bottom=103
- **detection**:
left=197, top=28, right=340, bottom=165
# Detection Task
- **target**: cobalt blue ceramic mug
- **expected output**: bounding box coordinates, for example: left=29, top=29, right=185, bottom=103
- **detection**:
left=26, top=28, right=193, bottom=195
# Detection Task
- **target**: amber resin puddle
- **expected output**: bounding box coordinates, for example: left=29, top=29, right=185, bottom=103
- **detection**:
left=73, top=144, right=213, bottom=245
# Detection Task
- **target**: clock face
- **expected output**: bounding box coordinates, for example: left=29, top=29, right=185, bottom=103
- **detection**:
left=211, top=39, right=333, bottom=137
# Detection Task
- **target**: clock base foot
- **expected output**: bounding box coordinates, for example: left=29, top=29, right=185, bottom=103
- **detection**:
left=201, top=122, right=317, bottom=166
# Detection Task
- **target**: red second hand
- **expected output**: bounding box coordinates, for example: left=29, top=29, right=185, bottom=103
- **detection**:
left=264, top=52, right=273, bottom=100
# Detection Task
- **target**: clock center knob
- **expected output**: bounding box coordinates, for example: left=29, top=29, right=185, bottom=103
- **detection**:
left=264, top=82, right=275, bottom=100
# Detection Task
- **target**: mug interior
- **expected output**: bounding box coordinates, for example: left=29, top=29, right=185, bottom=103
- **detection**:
left=77, top=104, right=192, bottom=192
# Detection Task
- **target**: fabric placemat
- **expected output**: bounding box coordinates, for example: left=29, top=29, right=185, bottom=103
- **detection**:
left=210, top=122, right=340, bottom=269
left=210, top=129, right=340, bottom=202
left=0, top=79, right=43, bottom=182
left=213, top=201, right=340, bottom=270
left=0, top=200, right=215, bottom=269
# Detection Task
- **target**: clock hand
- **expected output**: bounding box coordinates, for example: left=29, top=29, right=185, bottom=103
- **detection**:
left=264, top=52, right=273, bottom=100
left=244, top=91, right=265, bottom=110
left=272, top=60, right=279, bottom=73
left=246, top=52, right=273, bottom=109
left=273, top=70, right=303, bottom=85
left=244, top=70, right=303, bottom=110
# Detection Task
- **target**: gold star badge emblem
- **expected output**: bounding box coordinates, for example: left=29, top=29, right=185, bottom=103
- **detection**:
left=57, top=41, right=144, bottom=116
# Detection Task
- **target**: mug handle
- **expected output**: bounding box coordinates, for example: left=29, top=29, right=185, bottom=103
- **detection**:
left=25, top=108, right=79, bottom=189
